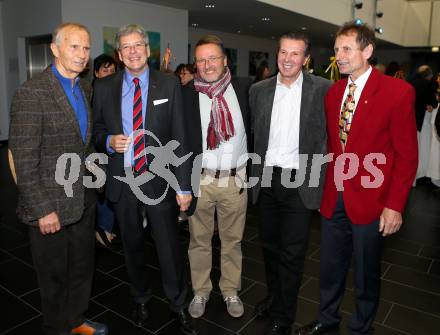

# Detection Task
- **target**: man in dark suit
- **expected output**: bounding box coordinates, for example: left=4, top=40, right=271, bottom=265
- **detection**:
left=9, top=23, right=107, bottom=335
left=181, top=35, right=251, bottom=319
left=297, top=21, right=418, bottom=335
left=249, top=32, right=331, bottom=335
left=93, top=24, right=197, bottom=335
left=410, top=65, right=438, bottom=132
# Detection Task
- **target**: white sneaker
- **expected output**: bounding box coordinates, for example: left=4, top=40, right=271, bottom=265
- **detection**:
left=224, top=295, right=244, bottom=318
left=188, top=295, right=209, bottom=318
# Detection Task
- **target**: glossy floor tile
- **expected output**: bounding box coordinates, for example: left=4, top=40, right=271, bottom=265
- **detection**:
left=1, top=143, right=440, bottom=335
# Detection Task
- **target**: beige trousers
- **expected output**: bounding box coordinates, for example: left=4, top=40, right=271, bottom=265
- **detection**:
left=188, top=169, right=247, bottom=298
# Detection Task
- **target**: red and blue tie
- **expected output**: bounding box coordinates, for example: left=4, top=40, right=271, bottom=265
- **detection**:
left=132, top=78, right=147, bottom=174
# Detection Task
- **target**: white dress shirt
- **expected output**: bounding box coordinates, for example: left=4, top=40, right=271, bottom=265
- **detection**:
left=265, top=72, right=303, bottom=169
left=339, top=66, right=372, bottom=114
left=199, top=83, right=248, bottom=170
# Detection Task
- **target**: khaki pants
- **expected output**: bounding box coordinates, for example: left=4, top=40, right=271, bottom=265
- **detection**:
left=188, top=169, right=247, bottom=298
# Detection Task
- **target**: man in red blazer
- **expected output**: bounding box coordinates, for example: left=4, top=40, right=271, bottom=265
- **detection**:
left=296, top=22, right=418, bottom=335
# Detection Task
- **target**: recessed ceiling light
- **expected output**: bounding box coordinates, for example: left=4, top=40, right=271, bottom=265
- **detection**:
left=261, top=17, right=270, bottom=21
left=205, top=4, right=215, bottom=8
left=191, top=23, right=199, bottom=27
left=432, top=46, right=439, bottom=52
left=301, top=26, right=307, bottom=30
left=237, top=30, right=241, bottom=34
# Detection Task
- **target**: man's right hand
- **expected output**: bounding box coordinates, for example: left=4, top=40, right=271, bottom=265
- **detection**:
left=109, top=134, right=131, bottom=153
left=38, top=212, right=61, bottom=235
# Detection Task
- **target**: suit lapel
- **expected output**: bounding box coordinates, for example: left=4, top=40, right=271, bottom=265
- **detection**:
left=330, top=79, right=347, bottom=154
left=114, top=71, right=124, bottom=134
left=79, top=80, right=92, bottom=146
left=47, top=68, right=83, bottom=144
left=146, top=69, right=159, bottom=134
left=299, top=72, right=313, bottom=152
left=259, top=76, right=277, bottom=156
left=346, top=69, right=380, bottom=149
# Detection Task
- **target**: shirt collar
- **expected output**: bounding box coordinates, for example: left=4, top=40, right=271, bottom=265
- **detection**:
left=348, top=65, right=372, bottom=90
left=51, top=64, right=79, bottom=88
left=276, top=71, right=303, bottom=89
left=123, top=67, right=149, bottom=88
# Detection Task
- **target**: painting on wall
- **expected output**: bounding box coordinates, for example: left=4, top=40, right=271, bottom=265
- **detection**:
left=249, top=51, right=269, bottom=76
left=103, top=26, right=161, bottom=70
left=225, top=47, right=238, bottom=76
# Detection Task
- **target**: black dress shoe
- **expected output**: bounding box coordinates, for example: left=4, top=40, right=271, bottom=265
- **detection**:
left=266, top=321, right=291, bottom=335
left=295, top=320, right=339, bottom=335
left=172, top=310, right=199, bottom=335
left=131, top=303, right=148, bottom=327
left=254, top=295, right=273, bottom=318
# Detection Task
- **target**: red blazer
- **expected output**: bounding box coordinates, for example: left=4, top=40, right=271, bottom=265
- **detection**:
left=320, top=68, right=418, bottom=224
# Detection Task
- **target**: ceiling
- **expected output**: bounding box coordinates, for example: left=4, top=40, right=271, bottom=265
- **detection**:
left=139, top=0, right=402, bottom=49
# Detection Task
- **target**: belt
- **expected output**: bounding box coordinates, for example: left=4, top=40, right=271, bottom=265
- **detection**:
left=201, top=167, right=237, bottom=179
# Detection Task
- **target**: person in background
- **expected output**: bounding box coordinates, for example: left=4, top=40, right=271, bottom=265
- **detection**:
left=253, top=60, right=271, bottom=83
left=175, top=63, right=195, bottom=86
left=93, top=54, right=118, bottom=248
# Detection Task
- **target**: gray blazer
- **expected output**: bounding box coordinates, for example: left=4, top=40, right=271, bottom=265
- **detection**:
left=249, top=71, right=331, bottom=209
left=9, top=67, right=93, bottom=226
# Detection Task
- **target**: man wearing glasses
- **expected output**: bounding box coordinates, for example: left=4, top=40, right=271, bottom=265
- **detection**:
left=93, top=24, right=197, bottom=335
left=182, top=35, right=251, bottom=319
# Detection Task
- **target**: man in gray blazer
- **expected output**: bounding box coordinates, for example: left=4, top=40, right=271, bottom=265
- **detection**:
left=9, top=23, right=107, bottom=335
left=249, top=32, right=330, bottom=335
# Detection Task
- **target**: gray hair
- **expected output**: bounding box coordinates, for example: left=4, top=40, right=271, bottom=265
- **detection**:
left=417, top=65, right=433, bottom=79
left=52, top=22, right=90, bottom=46
left=115, top=24, right=149, bottom=50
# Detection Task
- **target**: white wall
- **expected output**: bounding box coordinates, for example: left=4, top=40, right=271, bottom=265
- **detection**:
left=61, top=0, right=188, bottom=71
left=1, top=0, right=61, bottom=140
left=431, top=1, right=440, bottom=46
left=189, top=27, right=278, bottom=78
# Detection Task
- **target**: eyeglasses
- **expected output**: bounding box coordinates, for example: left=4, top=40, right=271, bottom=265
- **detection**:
left=194, top=55, right=224, bottom=65
left=119, top=41, right=147, bottom=53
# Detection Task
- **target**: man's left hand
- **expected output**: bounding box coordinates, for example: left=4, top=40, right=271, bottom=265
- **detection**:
left=379, top=207, right=402, bottom=237
left=176, top=194, right=192, bottom=212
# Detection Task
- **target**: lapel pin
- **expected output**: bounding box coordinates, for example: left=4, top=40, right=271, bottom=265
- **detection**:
left=364, top=100, right=368, bottom=104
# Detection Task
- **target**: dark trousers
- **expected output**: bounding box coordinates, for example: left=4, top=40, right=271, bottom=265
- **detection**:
left=29, top=190, right=96, bottom=335
left=112, top=182, right=187, bottom=312
left=258, top=168, right=312, bottom=327
left=319, top=193, right=383, bottom=335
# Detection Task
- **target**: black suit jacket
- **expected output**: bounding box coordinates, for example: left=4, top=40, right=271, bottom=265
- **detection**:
left=181, top=77, right=252, bottom=215
left=410, top=75, right=438, bottom=131
left=93, top=69, right=191, bottom=204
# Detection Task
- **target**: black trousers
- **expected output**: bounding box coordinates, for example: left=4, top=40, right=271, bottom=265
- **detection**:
left=112, top=182, right=187, bottom=312
left=258, top=168, right=312, bottom=327
left=29, top=190, right=96, bottom=335
left=319, top=193, right=383, bottom=335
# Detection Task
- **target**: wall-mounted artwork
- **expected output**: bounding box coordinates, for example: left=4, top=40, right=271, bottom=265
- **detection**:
left=249, top=51, right=269, bottom=76
left=225, top=48, right=238, bottom=76
left=103, top=26, right=161, bottom=70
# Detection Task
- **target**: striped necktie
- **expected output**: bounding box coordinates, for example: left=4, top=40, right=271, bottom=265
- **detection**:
left=132, top=78, right=147, bottom=174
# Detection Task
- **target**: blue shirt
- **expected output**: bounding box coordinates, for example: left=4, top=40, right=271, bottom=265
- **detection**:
left=51, top=64, right=88, bottom=143
left=106, top=68, right=149, bottom=168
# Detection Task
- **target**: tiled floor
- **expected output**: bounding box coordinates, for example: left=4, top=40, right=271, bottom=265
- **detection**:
left=1, top=142, right=440, bottom=335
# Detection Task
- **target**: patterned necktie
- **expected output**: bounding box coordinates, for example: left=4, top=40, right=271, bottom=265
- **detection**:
left=132, top=78, right=147, bottom=174
left=339, top=83, right=357, bottom=151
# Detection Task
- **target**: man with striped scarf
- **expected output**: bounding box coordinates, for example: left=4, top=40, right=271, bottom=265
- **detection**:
left=181, top=35, right=251, bottom=319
